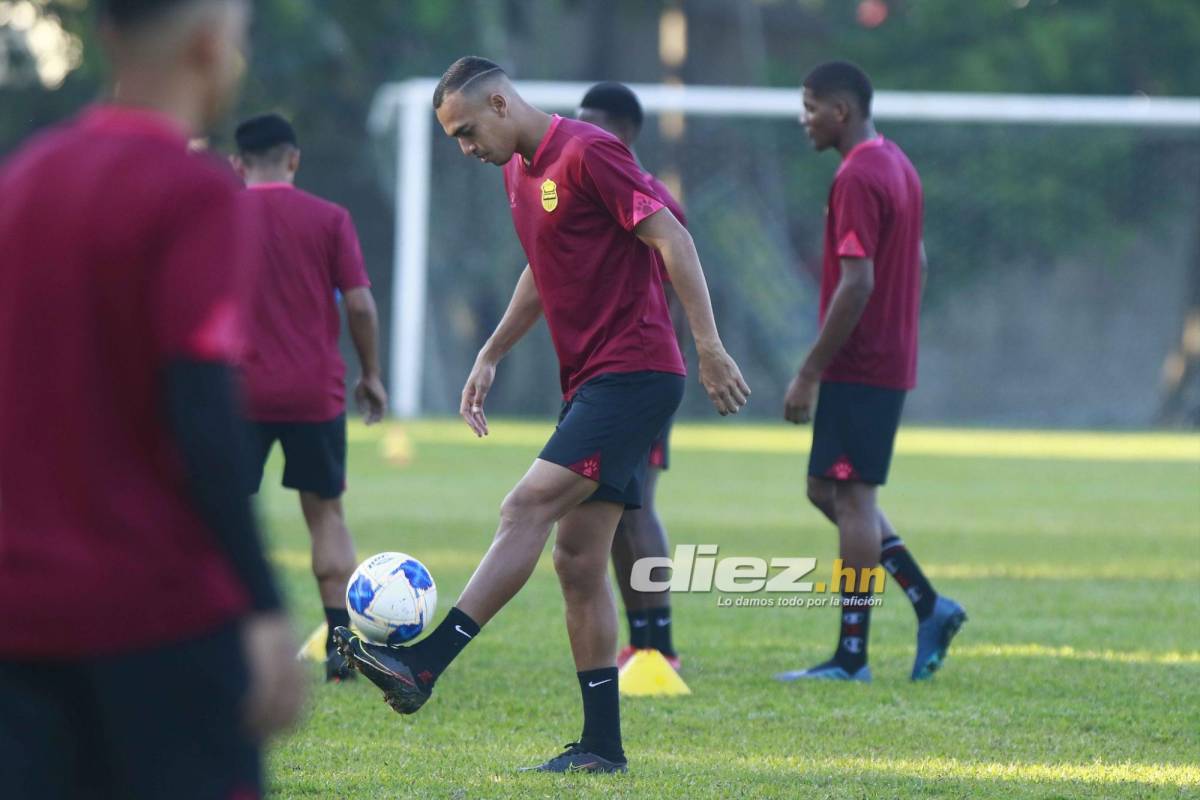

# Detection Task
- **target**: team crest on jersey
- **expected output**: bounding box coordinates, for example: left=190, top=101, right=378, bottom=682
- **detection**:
left=540, top=178, right=558, bottom=212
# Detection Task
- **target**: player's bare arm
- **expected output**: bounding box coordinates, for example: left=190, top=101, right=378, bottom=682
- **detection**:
left=344, top=286, right=387, bottom=424
left=461, top=264, right=543, bottom=436
left=785, top=256, right=874, bottom=424
left=634, top=208, right=750, bottom=416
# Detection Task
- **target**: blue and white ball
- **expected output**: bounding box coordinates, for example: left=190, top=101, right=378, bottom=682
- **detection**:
left=345, top=552, right=437, bottom=645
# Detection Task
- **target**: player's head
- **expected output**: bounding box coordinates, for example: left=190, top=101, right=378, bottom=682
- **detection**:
left=576, top=82, right=643, bottom=148
left=97, top=0, right=250, bottom=131
left=433, top=56, right=520, bottom=166
left=801, top=61, right=873, bottom=151
left=233, top=113, right=300, bottom=181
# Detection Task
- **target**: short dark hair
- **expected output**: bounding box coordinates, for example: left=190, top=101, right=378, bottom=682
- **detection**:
left=433, top=56, right=506, bottom=110
left=98, top=0, right=212, bottom=29
left=580, top=82, right=644, bottom=132
left=803, top=61, right=873, bottom=117
left=235, top=113, right=298, bottom=155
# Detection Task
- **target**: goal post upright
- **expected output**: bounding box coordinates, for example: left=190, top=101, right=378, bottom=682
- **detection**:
left=376, top=79, right=1200, bottom=417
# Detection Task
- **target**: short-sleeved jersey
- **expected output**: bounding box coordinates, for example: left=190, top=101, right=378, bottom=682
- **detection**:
left=503, top=116, right=686, bottom=399
left=238, top=185, right=370, bottom=422
left=644, top=173, right=687, bottom=285
left=0, top=105, right=252, bottom=658
left=820, top=136, right=923, bottom=390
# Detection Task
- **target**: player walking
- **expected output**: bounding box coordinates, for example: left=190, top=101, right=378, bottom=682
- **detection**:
left=336, top=57, right=749, bottom=773
left=777, top=61, right=965, bottom=684
left=232, top=112, right=387, bottom=682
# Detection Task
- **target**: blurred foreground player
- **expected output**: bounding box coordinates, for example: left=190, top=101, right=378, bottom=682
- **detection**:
left=0, top=2, right=305, bottom=798
left=233, top=113, right=387, bottom=682
left=577, top=81, right=685, bottom=671
left=334, top=57, right=749, bottom=773
left=777, top=61, right=965, bottom=683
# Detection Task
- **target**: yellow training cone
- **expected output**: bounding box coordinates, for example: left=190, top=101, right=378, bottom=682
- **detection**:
left=297, top=622, right=328, bottom=662
left=381, top=426, right=414, bottom=466
left=619, top=649, right=691, bottom=696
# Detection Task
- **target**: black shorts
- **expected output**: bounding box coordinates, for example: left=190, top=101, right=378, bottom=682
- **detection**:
left=540, top=371, right=684, bottom=509
left=248, top=413, right=346, bottom=499
left=0, top=623, right=259, bottom=800
left=808, top=381, right=906, bottom=486
left=647, top=415, right=673, bottom=471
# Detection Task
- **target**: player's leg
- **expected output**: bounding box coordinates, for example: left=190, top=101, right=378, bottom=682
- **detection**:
left=278, top=414, right=358, bottom=680
left=335, top=458, right=597, bottom=714
left=524, top=499, right=628, bottom=773
left=91, top=623, right=261, bottom=800
left=612, top=464, right=674, bottom=666
left=299, top=492, right=358, bottom=680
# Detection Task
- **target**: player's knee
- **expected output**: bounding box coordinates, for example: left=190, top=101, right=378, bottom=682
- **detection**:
left=499, top=483, right=557, bottom=526
left=552, top=542, right=603, bottom=588
left=807, top=477, right=835, bottom=514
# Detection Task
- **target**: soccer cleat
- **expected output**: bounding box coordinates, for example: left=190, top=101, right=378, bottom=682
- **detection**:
left=774, top=659, right=872, bottom=683
left=912, top=595, right=967, bottom=680
left=519, top=743, right=628, bottom=774
left=324, top=649, right=356, bottom=683
left=617, top=646, right=681, bottom=672
left=331, top=626, right=431, bottom=714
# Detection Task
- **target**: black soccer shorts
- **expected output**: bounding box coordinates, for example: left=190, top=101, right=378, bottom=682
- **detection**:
left=808, top=380, right=907, bottom=486
left=247, top=412, right=346, bottom=499
left=539, top=371, right=684, bottom=509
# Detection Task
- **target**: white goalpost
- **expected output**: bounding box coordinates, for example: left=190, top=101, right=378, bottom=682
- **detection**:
left=368, top=79, right=1200, bottom=418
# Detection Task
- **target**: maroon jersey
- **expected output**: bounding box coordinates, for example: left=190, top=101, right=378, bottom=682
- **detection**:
left=238, top=184, right=370, bottom=422
left=644, top=172, right=687, bottom=284
left=0, top=106, right=251, bottom=657
left=503, top=116, right=685, bottom=399
left=820, top=136, right=923, bottom=390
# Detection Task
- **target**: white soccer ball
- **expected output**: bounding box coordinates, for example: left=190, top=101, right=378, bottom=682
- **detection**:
left=345, top=552, right=437, bottom=645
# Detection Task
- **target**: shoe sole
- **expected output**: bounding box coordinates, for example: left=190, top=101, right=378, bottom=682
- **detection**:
left=519, top=761, right=629, bottom=773
left=331, top=627, right=430, bottom=714
left=913, top=609, right=967, bottom=680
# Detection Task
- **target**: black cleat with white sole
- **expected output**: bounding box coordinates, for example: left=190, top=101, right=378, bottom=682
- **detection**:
left=331, top=626, right=431, bottom=714
left=519, top=743, right=628, bottom=774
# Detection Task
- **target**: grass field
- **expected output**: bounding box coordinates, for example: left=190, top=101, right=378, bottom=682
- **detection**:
left=259, top=419, right=1200, bottom=799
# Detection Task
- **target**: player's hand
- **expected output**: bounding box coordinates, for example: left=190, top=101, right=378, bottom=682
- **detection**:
left=460, top=357, right=497, bottom=437
left=698, top=344, right=751, bottom=416
left=355, top=374, right=388, bottom=425
left=240, top=612, right=306, bottom=741
left=784, top=370, right=819, bottom=424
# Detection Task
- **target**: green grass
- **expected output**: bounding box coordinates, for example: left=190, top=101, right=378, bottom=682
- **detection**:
left=261, top=420, right=1200, bottom=799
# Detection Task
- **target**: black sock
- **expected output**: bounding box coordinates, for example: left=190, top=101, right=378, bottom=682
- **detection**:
left=324, top=606, right=351, bottom=653
left=406, top=607, right=480, bottom=686
left=577, top=667, right=624, bottom=763
left=834, top=592, right=871, bottom=673
left=647, top=605, right=675, bottom=656
left=881, top=535, right=938, bottom=620
left=626, top=609, right=650, bottom=648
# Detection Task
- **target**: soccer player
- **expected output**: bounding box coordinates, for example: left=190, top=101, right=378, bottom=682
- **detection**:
left=232, top=112, right=387, bottom=682
left=777, top=61, right=966, bottom=683
left=576, top=81, right=685, bottom=671
left=335, top=56, right=749, bottom=773
left=0, top=1, right=305, bottom=798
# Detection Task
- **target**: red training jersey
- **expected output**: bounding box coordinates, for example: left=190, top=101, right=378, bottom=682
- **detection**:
left=238, top=185, right=370, bottom=421
left=0, top=105, right=252, bottom=658
left=820, top=136, right=924, bottom=390
left=503, top=116, right=685, bottom=399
